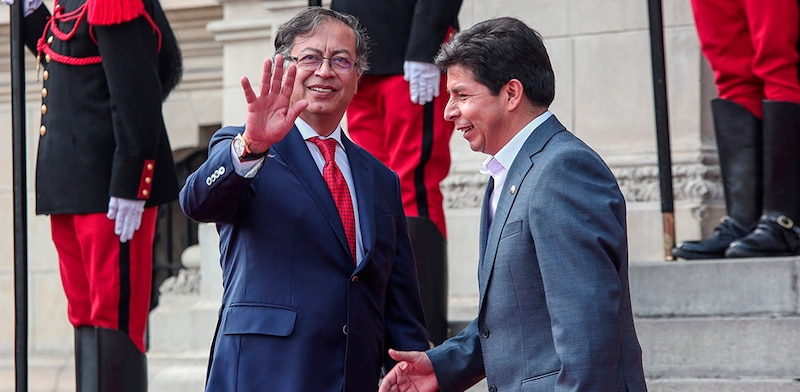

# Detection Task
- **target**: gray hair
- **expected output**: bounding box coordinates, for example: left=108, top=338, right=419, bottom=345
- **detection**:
left=274, top=7, right=370, bottom=73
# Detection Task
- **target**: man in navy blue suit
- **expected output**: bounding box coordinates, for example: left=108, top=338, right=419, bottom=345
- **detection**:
left=179, top=7, right=429, bottom=391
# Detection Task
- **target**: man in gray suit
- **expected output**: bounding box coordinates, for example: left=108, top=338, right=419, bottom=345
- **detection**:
left=379, top=17, right=648, bottom=392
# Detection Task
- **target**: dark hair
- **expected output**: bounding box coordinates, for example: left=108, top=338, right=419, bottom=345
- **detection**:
left=435, top=17, right=554, bottom=107
left=274, top=7, right=370, bottom=73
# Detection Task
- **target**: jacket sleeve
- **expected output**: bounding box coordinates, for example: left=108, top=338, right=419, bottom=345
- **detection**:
left=179, top=126, right=256, bottom=223
left=404, top=0, right=463, bottom=63
left=427, top=318, right=486, bottom=392
left=382, top=173, right=431, bottom=366
left=21, top=4, right=49, bottom=55
left=94, top=15, right=164, bottom=200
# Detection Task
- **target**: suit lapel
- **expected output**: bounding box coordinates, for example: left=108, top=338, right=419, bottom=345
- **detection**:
left=478, top=177, right=493, bottom=271
left=271, top=127, right=352, bottom=262
left=478, top=115, right=567, bottom=303
left=342, top=135, right=375, bottom=267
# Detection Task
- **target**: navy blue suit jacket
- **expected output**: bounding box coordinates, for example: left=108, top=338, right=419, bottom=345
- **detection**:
left=180, top=125, right=429, bottom=391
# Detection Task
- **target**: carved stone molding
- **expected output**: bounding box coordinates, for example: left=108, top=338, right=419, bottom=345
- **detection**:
left=442, top=171, right=487, bottom=209
left=613, top=161, right=722, bottom=204
left=441, top=160, right=725, bottom=210
left=159, top=268, right=201, bottom=295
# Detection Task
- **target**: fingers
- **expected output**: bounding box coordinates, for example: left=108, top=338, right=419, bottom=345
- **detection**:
left=409, top=79, right=420, bottom=104
left=241, top=76, right=256, bottom=103
left=242, top=56, right=296, bottom=103
left=388, top=348, right=417, bottom=362
left=287, top=100, right=309, bottom=121
left=280, top=58, right=297, bottom=97
left=261, top=57, right=274, bottom=97
left=419, top=78, right=432, bottom=104
left=378, top=369, right=398, bottom=392
left=107, top=198, right=118, bottom=220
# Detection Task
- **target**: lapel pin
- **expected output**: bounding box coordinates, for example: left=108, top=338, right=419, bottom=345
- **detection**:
left=510, top=185, right=516, bottom=194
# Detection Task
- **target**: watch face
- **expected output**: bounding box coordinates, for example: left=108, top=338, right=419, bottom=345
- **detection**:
left=233, top=136, right=246, bottom=157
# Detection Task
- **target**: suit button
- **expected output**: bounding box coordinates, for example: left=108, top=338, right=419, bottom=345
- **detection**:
left=41, top=88, right=47, bottom=98
left=480, top=328, right=490, bottom=339
left=41, top=104, right=47, bottom=115
left=488, top=386, right=497, bottom=392
left=342, top=324, right=348, bottom=335
left=351, top=276, right=359, bottom=283
left=43, top=70, right=49, bottom=80
left=47, top=35, right=54, bottom=44
left=45, top=54, right=51, bottom=63
left=39, top=125, right=46, bottom=136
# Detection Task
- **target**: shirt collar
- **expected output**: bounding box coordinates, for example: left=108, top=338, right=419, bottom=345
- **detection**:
left=296, top=118, right=345, bottom=150
left=487, top=110, right=552, bottom=172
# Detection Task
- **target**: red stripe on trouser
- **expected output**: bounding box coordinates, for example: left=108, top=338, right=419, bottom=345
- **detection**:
left=50, top=207, right=158, bottom=353
left=346, top=74, right=453, bottom=237
left=692, top=0, right=800, bottom=118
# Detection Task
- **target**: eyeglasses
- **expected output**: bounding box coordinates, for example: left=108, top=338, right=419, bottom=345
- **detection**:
left=289, top=54, right=356, bottom=72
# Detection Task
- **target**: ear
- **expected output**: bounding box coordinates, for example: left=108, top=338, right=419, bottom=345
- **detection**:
left=503, top=79, right=524, bottom=111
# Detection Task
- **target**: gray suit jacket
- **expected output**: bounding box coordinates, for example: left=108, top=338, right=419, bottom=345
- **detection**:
left=428, top=115, right=647, bottom=391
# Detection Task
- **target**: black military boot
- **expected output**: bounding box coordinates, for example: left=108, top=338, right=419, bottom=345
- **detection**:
left=75, top=327, right=98, bottom=392
left=96, top=328, right=148, bottom=392
left=726, top=100, right=800, bottom=257
left=672, top=99, right=762, bottom=259
left=407, top=217, right=448, bottom=346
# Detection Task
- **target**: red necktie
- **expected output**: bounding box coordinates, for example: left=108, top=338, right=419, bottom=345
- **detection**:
left=310, top=137, right=357, bottom=264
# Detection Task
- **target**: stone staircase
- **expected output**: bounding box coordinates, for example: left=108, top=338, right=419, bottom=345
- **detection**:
left=631, top=256, right=800, bottom=391
left=4, top=256, right=800, bottom=391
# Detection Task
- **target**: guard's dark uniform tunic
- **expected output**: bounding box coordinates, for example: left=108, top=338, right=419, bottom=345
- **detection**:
left=20, top=0, right=181, bottom=389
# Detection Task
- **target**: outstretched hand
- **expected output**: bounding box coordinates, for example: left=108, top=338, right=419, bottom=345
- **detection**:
left=240, top=54, right=308, bottom=153
left=379, top=349, right=439, bottom=392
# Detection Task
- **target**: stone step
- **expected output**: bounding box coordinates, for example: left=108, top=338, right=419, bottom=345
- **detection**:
left=647, top=378, right=800, bottom=392
left=637, top=316, right=800, bottom=379
left=629, top=256, right=800, bottom=317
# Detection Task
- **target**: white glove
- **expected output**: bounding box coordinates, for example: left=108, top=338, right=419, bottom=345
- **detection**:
left=3, top=0, right=43, bottom=17
left=403, top=61, right=441, bottom=105
left=107, top=197, right=146, bottom=243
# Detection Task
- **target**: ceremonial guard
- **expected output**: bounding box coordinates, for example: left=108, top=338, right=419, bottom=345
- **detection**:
left=13, top=0, right=182, bottom=389
left=330, top=0, right=463, bottom=345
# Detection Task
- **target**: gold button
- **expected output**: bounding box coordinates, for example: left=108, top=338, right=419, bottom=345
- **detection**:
left=45, top=54, right=51, bottom=63
left=146, top=163, right=154, bottom=171
left=41, top=104, right=47, bottom=115
left=145, top=177, right=152, bottom=184
left=39, top=125, right=46, bottom=136
left=510, top=185, right=516, bottom=194
left=142, top=189, right=149, bottom=197
left=43, top=70, right=49, bottom=80
left=41, top=88, right=48, bottom=98
left=47, top=36, right=54, bottom=44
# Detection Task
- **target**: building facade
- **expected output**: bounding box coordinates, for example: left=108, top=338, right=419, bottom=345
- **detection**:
left=0, top=0, right=719, bottom=362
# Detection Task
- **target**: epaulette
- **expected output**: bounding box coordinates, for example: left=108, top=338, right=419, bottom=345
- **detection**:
left=86, top=0, right=146, bottom=26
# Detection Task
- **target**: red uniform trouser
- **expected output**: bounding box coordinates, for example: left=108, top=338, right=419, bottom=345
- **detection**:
left=50, top=207, right=158, bottom=354
left=346, top=74, right=453, bottom=237
left=692, top=0, right=800, bottom=118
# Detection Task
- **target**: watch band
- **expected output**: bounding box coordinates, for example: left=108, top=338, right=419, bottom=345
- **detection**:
left=235, top=133, right=267, bottom=161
